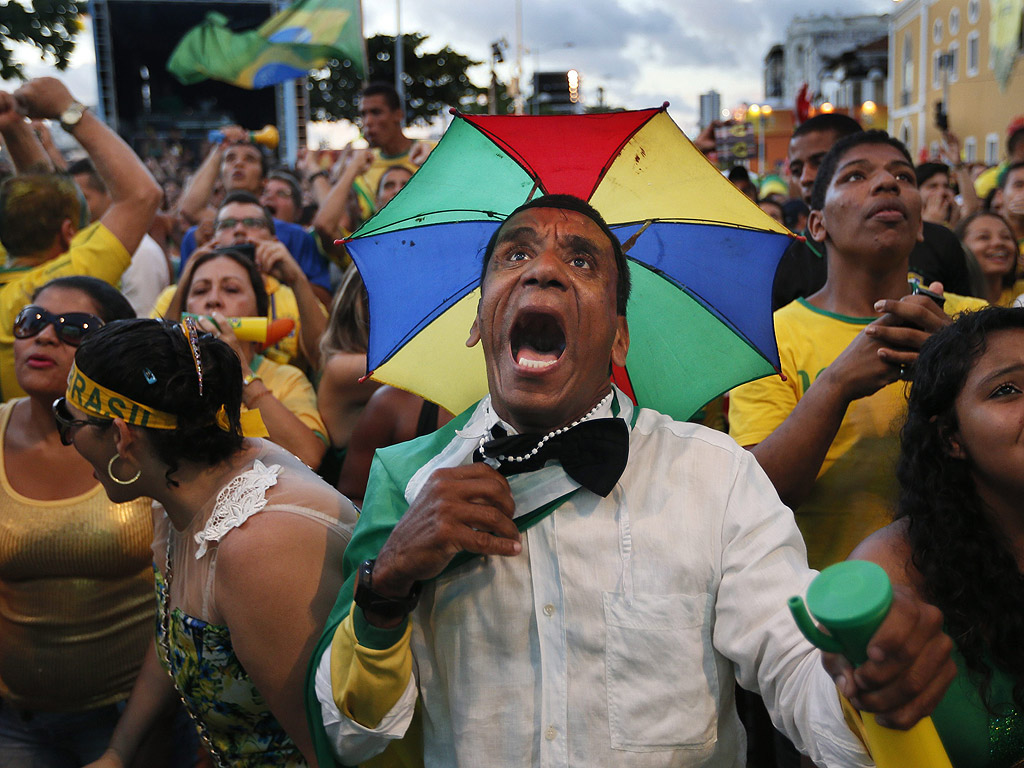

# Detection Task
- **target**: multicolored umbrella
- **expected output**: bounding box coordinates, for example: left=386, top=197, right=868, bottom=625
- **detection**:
left=346, top=105, right=794, bottom=422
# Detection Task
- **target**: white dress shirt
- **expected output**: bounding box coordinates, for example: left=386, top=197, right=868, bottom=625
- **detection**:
left=317, top=389, right=872, bottom=767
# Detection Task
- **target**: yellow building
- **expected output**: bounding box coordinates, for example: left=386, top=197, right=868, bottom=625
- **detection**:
left=889, top=0, right=1024, bottom=166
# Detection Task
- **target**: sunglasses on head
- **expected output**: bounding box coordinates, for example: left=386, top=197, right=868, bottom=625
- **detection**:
left=14, top=306, right=104, bottom=346
left=52, top=397, right=111, bottom=446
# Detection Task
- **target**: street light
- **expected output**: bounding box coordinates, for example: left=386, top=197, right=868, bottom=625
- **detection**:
left=749, top=103, right=772, bottom=175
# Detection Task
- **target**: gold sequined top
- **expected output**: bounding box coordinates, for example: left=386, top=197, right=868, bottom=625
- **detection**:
left=0, top=399, right=155, bottom=712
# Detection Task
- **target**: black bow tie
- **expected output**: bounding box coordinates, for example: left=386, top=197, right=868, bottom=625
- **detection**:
left=474, top=418, right=629, bottom=497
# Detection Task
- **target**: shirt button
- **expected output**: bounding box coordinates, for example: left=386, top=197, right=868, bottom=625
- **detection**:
left=545, top=726, right=557, bottom=740
left=543, top=604, right=555, bottom=616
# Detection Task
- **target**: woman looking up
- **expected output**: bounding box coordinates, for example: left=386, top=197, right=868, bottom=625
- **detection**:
left=851, top=306, right=1024, bottom=768
left=60, top=318, right=356, bottom=767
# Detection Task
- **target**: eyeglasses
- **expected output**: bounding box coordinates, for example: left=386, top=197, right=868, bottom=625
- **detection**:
left=14, top=306, right=104, bottom=346
left=52, top=397, right=111, bottom=446
left=214, top=217, right=270, bottom=231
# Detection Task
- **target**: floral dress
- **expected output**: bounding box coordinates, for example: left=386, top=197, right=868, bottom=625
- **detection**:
left=154, top=445, right=355, bottom=767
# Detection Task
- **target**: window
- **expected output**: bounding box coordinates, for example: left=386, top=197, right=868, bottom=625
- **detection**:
left=967, top=31, right=980, bottom=76
left=968, top=0, right=980, bottom=24
left=949, top=8, right=960, bottom=35
left=948, top=42, right=960, bottom=82
left=930, top=140, right=941, bottom=158
left=933, top=50, right=944, bottom=88
left=902, top=33, right=915, bottom=105
left=933, top=18, right=944, bottom=43
left=986, top=133, right=1000, bottom=165
left=964, top=136, right=977, bottom=163
left=900, top=122, right=912, bottom=150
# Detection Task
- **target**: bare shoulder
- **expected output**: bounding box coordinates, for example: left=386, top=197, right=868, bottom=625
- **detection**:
left=849, top=519, right=923, bottom=591
left=321, top=352, right=368, bottom=390
left=214, top=510, right=345, bottom=602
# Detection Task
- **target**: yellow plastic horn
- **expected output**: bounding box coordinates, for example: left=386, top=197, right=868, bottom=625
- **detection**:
left=250, top=125, right=279, bottom=150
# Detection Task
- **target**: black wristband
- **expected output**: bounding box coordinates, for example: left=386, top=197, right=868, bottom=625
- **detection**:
left=353, top=558, right=421, bottom=620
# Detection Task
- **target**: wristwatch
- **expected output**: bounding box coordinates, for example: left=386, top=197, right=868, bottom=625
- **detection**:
left=354, top=559, right=421, bottom=620
left=242, top=370, right=261, bottom=386
left=59, top=101, right=88, bottom=133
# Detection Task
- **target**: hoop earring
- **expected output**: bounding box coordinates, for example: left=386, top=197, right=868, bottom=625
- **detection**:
left=107, top=455, right=141, bottom=486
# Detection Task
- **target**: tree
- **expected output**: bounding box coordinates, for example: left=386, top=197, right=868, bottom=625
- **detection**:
left=308, top=33, right=492, bottom=124
left=0, top=1, right=84, bottom=82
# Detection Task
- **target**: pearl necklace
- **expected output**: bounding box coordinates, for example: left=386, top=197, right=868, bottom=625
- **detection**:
left=479, top=392, right=613, bottom=464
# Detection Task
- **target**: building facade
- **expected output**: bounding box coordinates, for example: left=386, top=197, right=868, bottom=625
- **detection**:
left=889, top=0, right=1024, bottom=165
left=699, top=90, right=722, bottom=130
left=779, top=14, right=891, bottom=106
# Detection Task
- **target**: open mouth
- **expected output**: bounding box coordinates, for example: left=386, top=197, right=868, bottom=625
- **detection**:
left=510, top=311, right=566, bottom=370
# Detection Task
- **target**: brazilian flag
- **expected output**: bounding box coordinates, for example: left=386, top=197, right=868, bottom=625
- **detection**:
left=167, top=0, right=365, bottom=90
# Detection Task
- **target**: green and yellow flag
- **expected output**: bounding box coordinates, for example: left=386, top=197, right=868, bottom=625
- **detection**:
left=167, top=0, right=364, bottom=90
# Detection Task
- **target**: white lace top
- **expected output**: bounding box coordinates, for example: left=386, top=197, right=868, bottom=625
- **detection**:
left=193, top=459, right=281, bottom=559
left=153, top=441, right=357, bottom=623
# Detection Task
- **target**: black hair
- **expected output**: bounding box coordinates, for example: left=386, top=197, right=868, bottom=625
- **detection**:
left=74, top=318, right=245, bottom=485
left=360, top=82, right=402, bottom=112
left=727, top=165, right=752, bottom=184
left=1000, top=160, right=1024, bottom=191
left=67, top=158, right=107, bottom=194
left=1007, top=124, right=1024, bottom=158
left=897, top=306, right=1024, bottom=712
left=810, top=130, right=914, bottom=211
left=33, top=276, right=136, bottom=323
left=791, top=113, right=863, bottom=141
left=915, top=162, right=950, bottom=188
left=479, top=194, right=631, bottom=315
left=180, top=248, right=270, bottom=318
left=218, top=190, right=276, bottom=235
left=782, top=199, right=809, bottom=230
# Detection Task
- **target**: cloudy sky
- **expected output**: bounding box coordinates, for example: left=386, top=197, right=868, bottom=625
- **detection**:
left=4, top=0, right=894, bottom=136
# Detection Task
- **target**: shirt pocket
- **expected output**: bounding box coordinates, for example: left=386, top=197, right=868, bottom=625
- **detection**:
left=604, top=591, right=719, bottom=752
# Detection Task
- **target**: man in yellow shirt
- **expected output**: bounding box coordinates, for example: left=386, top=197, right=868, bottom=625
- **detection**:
left=730, top=131, right=986, bottom=570
left=352, top=83, right=434, bottom=221
left=0, top=78, right=161, bottom=401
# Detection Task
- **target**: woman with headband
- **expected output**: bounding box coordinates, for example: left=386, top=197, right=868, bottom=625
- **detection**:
left=56, top=318, right=356, bottom=767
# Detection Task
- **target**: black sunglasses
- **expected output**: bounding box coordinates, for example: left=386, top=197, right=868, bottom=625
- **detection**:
left=52, top=397, right=111, bottom=446
left=14, top=306, right=104, bottom=347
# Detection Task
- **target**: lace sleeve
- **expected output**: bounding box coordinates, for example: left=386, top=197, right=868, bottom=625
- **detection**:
left=193, top=460, right=282, bottom=558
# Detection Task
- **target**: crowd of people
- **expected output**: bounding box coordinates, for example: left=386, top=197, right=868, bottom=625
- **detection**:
left=0, top=69, right=1021, bottom=768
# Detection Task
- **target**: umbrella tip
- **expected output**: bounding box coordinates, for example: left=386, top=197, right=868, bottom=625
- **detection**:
left=449, top=107, right=458, bottom=115
left=661, top=101, right=670, bottom=110
left=358, top=372, right=373, bottom=384
left=334, top=238, right=352, bottom=246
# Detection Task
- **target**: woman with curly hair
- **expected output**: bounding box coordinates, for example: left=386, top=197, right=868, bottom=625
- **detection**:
left=851, top=305, right=1024, bottom=768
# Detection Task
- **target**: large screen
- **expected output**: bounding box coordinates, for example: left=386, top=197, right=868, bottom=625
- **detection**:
left=103, top=0, right=279, bottom=146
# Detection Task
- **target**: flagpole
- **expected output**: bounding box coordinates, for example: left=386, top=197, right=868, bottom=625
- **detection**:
left=359, top=0, right=369, bottom=86
left=395, top=0, right=406, bottom=119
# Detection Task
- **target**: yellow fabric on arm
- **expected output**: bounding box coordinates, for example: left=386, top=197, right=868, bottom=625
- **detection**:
left=330, top=608, right=413, bottom=729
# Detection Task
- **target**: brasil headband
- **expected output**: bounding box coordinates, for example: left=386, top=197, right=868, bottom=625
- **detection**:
left=66, top=362, right=268, bottom=437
